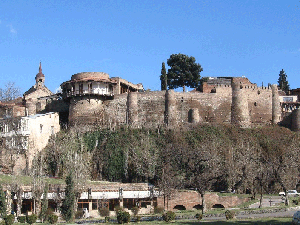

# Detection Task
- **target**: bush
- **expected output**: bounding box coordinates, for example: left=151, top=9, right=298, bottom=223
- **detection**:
left=136, top=216, right=141, bottom=222
left=117, top=210, right=130, bottom=224
left=114, top=206, right=123, bottom=214
left=195, top=213, right=203, bottom=220
left=17, top=216, right=26, bottom=223
left=225, top=210, right=235, bottom=220
left=48, top=214, right=58, bottom=224
left=293, top=199, right=299, bottom=205
left=4, top=215, right=14, bottom=225
left=154, top=207, right=164, bottom=214
left=104, top=216, right=110, bottom=223
left=99, top=208, right=110, bottom=217
left=26, top=214, right=37, bottom=225
left=131, top=206, right=139, bottom=216
left=162, top=211, right=176, bottom=222
left=75, top=210, right=84, bottom=219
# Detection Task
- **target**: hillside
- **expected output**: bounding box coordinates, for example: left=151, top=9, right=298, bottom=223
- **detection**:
left=40, top=124, right=300, bottom=195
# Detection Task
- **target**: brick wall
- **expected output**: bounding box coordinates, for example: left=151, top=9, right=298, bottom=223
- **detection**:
left=157, top=190, right=249, bottom=211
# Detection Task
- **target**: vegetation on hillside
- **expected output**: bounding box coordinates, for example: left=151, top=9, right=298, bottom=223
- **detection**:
left=42, top=124, right=300, bottom=197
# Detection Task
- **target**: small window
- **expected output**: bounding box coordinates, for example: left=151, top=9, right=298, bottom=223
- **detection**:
left=40, top=124, right=43, bottom=133
left=51, top=126, right=54, bottom=135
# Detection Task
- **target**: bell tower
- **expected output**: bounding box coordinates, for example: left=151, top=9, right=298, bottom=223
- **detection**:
left=35, top=62, right=45, bottom=88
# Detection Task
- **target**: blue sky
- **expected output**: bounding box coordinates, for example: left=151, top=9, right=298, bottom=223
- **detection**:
left=0, top=0, right=299, bottom=94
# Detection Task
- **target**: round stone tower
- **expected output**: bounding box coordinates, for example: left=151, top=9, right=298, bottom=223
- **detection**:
left=271, top=84, right=281, bottom=124
left=291, top=109, right=300, bottom=131
left=165, top=90, right=177, bottom=126
left=127, top=92, right=138, bottom=126
left=67, top=72, right=111, bottom=126
left=231, top=80, right=250, bottom=127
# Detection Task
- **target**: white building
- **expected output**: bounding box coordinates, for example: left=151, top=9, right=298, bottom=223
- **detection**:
left=0, top=112, right=60, bottom=174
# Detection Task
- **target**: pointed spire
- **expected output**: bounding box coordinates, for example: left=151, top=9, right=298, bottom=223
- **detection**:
left=39, top=61, right=42, bottom=73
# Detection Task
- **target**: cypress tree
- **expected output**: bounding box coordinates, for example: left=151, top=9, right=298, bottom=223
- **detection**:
left=278, top=69, right=290, bottom=93
left=39, top=183, right=49, bottom=222
left=61, top=173, right=75, bottom=222
left=0, top=185, right=6, bottom=218
left=160, top=62, right=167, bottom=91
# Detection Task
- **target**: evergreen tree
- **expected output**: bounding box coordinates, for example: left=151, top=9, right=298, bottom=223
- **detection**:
left=61, top=173, right=75, bottom=222
left=167, top=53, right=203, bottom=92
left=278, top=69, right=290, bottom=93
left=160, top=62, right=167, bottom=91
left=39, top=183, right=49, bottom=222
left=0, top=185, right=6, bottom=218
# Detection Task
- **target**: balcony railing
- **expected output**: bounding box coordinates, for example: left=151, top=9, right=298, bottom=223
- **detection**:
left=65, top=89, right=114, bottom=98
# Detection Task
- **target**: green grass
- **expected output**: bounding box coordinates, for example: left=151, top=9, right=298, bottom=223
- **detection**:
left=217, top=192, right=250, bottom=198
left=129, top=217, right=293, bottom=224
left=0, top=174, right=65, bottom=186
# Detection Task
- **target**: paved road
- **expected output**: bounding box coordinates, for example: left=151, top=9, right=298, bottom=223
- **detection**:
left=249, top=196, right=285, bottom=208
left=203, top=209, right=298, bottom=221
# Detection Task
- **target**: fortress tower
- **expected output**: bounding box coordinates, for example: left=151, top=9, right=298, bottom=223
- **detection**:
left=231, top=79, right=251, bottom=128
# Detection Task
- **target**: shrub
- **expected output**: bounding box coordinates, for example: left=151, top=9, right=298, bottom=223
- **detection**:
left=75, top=210, right=84, bottom=219
left=225, top=210, right=235, bottom=220
left=293, top=199, right=299, bottom=205
left=17, top=216, right=26, bottom=223
left=114, top=206, right=123, bottom=214
left=162, top=211, right=176, bottom=222
left=48, top=214, right=58, bottom=224
left=26, top=214, right=37, bottom=225
left=99, top=208, right=110, bottom=217
left=117, top=210, right=130, bottom=224
left=104, top=216, right=110, bottom=223
left=154, top=207, right=164, bottom=214
left=136, top=216, right=141, bottom=222
left=4, top=215, right=14, bottom=225
left=131, top=206, right=139, bottom=216
left=195, top=213, right=203, bottom=220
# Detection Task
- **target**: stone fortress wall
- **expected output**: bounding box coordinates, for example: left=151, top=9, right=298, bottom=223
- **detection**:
left=11, top=68, right=299, bottom=131
left=67, top=74, right=290, bottom=129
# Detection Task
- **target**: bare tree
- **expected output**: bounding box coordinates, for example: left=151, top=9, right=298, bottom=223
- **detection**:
left=0, top=82, right=21, bottom=102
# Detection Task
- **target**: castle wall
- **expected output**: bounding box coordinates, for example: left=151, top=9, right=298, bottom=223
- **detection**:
left=137, top=91, right=166, bottom=127
left=67, top=82, right=278, bottom=129
left=247, top=86, right=272, bottom=125
left=69, top=96, right=104, bottom=126
left=173, top=90, right=232, bottom=125
left=104, top=94, right=128, bottom=127
left=105, top=89, right=232, bottom=128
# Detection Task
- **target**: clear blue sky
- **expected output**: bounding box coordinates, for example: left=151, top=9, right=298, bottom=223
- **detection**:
left=1, top=0, right=299, bottom=94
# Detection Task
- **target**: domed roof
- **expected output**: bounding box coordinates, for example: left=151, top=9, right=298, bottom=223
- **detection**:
left=35, top=62, right=45, bottom=79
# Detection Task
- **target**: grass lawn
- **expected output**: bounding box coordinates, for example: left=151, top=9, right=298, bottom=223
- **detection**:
left=131, top=217, right=293, bottom=224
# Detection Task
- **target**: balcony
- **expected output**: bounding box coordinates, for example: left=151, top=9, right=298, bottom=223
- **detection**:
left=64, top=89, right=114, bottom=98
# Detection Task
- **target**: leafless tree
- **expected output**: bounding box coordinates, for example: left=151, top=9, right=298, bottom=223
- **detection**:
left=0, top=82, right=20, bottom=102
